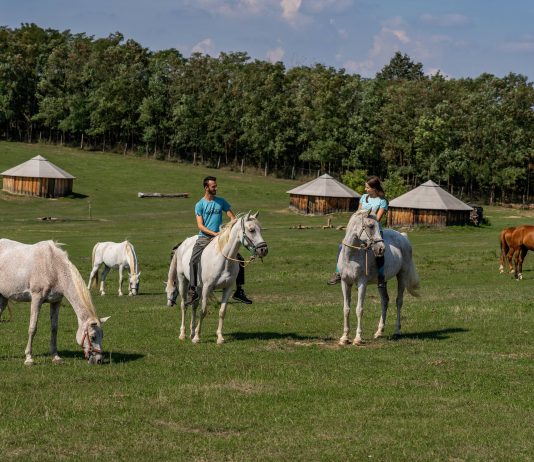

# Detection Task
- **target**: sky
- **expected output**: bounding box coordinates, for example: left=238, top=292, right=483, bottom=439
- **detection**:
left=2, top=0, right=534, bottom=80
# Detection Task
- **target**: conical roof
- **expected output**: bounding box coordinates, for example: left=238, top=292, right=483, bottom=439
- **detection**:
left=2, top=155, right=75, bottom=179
left=287, top=174, right=360, bottom=198
left=389, top=180, right=472, bottom=211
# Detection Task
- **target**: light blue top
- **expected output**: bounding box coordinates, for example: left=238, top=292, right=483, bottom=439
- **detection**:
left=195, top=197, right=231, bottom=236
left=360, top=193, right=388, bottom=229
left=360, top=193, right=388, bottom=214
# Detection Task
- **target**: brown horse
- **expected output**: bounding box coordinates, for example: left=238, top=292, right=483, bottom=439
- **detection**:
left=509, top=225, right=534, bottom=279
left=499, top=226, right=516, bottom=273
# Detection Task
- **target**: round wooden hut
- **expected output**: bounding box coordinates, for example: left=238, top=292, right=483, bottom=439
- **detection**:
left=287, top=174, right=361, bottom=215
left=387, top=180, right=473, bottom=227
left=2, top=155, right=75, bottom=198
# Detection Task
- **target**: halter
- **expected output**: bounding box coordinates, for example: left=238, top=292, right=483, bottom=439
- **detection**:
left=342, top=214, right=383, bottom=276
left=343, top=213, right=383, bottom=251
left=81, top=326, right=102, bottom=360
left=221, top=217, right=267, bottom=267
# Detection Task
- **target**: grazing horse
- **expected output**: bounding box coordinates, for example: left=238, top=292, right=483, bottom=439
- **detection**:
left=88, top=241, right=140, bottom=296
left=499, top=226, right=516, bottom=274
left=0, top=239, right=109, bottom=365
left=166, top=212, right=268, bottom=344
left=510, top=225, right=534, bottom=280
left=338, top=210, right=420, bottom=345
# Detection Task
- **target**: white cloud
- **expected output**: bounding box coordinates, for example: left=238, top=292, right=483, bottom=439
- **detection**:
left=308, top=0, right=353, bottom=13
left=281, top=0, right=302, bottom=23
left=188, top=0, right=265, bottom=18
left=191, top=38, right=214, bottom=55
left=420, top=13, right=470, bottom=27
left=267, top=46, right=285, bottom=63
left=499, top=38, right=534, bottom=53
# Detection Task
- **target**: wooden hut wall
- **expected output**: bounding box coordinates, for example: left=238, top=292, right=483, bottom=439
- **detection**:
left=388, top=207, right=471, bottom=227
left=2, top=176, right=73, bottom=197
left=289, top=194, right=358, bottom=215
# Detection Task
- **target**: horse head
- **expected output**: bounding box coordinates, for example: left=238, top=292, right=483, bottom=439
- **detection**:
left=128, top=271, right=141, bottom=296
left=239, top=211, right=268, bottom=258
left=77, top=316, right=110, bottom=364
left=345, top=210, right=385, bottom=257
left=166, top=280, right=178, bottom=307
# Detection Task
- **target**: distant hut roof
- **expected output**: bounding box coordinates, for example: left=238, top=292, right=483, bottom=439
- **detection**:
left=287, top=174, right=361, bottom=198
left=1, top=155, right=75, bottom=179
left=389, top=180, right=472, bottom=211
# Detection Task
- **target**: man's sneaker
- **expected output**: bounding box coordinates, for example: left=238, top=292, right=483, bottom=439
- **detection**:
left=327, top=272, right=341, bottom=285
left=233, top=288, right=252, bottom=304
left=185, top=287, right=199, bottom=305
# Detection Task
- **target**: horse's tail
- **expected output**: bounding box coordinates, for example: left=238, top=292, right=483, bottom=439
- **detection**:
left=404, top=242, right=420, bottom=297
left=91, top=243, right=99, bottom=288
left=499, top=228, right=511, bottom=271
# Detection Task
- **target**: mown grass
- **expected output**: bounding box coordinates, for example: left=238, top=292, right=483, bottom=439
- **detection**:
left=0, top=141, right=533, bottom=461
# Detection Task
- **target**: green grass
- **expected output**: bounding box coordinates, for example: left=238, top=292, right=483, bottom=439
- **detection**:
left=1, top=141, right=533, bottom=461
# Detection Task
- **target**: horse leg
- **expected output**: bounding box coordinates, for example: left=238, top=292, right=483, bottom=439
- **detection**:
left=192, top=287, right=209, bottom=344
left=353, top=281, right=368, bottom=345
left=118, top=265, right=124, bottom=296
left=374, top=283, right=390, bottom=339
left=177, top=275, right=188, bottom=340
left=507, top=247, right=515, bottom=274
left=391, top=278, right=406, bottom=339
left=517, top=247, right=528, bottom=280
left=339, top=279, right=352, bottom=345
left=24, top=295, right=43, bottom=365
left=50, top=301, right=62, bottom=364
left=216, top=286, right=234, bottom=345
left=100, top=266, right=111, bottom=295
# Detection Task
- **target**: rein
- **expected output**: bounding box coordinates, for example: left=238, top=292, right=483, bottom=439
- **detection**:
left=220, top=217, right=266, bottom=267
left=342, top=213, right=383, bottom=276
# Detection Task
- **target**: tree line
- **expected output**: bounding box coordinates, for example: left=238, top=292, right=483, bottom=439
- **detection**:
left=1, top=23, right=534, bottom=203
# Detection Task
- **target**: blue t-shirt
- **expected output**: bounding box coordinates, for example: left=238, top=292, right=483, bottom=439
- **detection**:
left=195, top=197, right=231, bottom=236
left=360, top=193, right=388, bottom=214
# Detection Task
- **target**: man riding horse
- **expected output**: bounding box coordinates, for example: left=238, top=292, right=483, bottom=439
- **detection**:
left=186, top=176, right=252, bottom=305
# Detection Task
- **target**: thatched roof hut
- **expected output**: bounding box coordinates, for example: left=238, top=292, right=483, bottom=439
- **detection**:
left=387, top=180, right=473, bottom=227
left=2, top=155, right=75, bottom=198
left=287, top=174, right=361, bottom=215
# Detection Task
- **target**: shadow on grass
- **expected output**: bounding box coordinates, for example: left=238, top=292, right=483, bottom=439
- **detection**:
left=396, top=327, right=469, bottom=341
left=228, top=331, right=327, bottom=342
left=65, top=192, right=89, bottom=199
left=55, top=350, right=144, bottom=364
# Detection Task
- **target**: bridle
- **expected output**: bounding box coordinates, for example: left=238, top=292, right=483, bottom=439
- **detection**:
left=343, top=213, right=383, bottom=251
left=81, top=326, right=102, bottom=360
left=222, top=217, right=267, bottom=267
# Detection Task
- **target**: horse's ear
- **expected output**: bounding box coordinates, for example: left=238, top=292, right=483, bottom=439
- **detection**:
left=138, top=271, right=141, bottom=277
left=251, top=210, right=259, bottom=219
left=245, top=210, right=251, bottom=220
left=99, top=316, right=111, bottom=324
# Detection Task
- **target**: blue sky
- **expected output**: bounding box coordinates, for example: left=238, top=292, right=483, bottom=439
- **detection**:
left=2, top=0, right=534, bottom=79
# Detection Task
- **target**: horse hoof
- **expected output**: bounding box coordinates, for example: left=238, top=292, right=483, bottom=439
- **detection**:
left=100, top=292, right=106, bottom=296
left=338, top=337, right=350, bottom=345
left=179, top=334, right=186, bottom=341
left=24, top=358, right=34, bottom=366
left=373, top=331, right=383, bottom=339
left=352, top=338, right=364, bottom=346
left=217, top=338, right=225, bottom=345
left=192, top=337, right=200, bottom=344
left=52, top=356, right=62, bottom=364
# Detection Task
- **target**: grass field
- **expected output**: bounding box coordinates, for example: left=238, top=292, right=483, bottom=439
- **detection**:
left=1, top=141, right=533, bottom=461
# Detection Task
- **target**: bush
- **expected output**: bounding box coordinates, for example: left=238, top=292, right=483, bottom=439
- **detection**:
left=341, top=169, right=368, bottom=195
left=383, top=171, right=408, bottom=200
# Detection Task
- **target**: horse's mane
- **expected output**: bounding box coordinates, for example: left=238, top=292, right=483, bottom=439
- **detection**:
left=51, top=242, right=98, bottom=319
left=124, top=241, right=138, bottom=273
left=216, top=216, right=240, bottom=253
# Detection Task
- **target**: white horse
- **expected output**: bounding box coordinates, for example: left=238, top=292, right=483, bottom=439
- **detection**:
left=0, top=239, right=110, bottom=365
left=166, top=212, right=268, bottom=344
left=88, top=241, right=140, bottom=296
left=338, top=210, right=420, bottom=345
